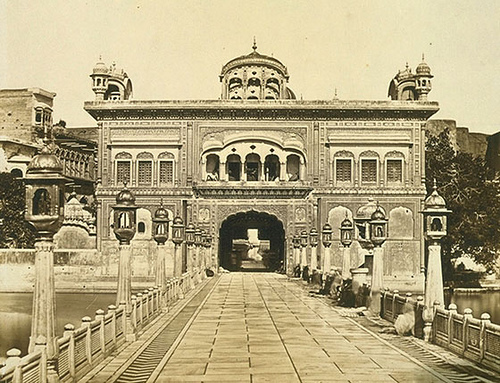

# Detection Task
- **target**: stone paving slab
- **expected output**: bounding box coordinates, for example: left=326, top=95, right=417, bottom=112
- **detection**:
left=152, top=273, right=451, bottom=382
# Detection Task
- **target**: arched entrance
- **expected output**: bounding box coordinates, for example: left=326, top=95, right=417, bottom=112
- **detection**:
left=219, top=210, right=285, bottom=272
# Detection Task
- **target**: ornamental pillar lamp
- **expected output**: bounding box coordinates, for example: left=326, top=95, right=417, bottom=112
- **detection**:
left=171, top=216, right=184, bottom=276
left=292, top=234, right=301, bottom=267
left=340, top=214, right=354, bottom=280
left=200, top=228, right=207, bottom=269
left=368, top=204, right=387, bottom=316
left=422, top=180, right=451, bottom=341
left=321, top=223, right=333, bottom=275
left=185, top=223, right=195, bottom=272
left=153, top=202, right=170, bottom=288
left=24, top=140, right=67, bottom=380
left=354, top=198, right=377, bottom=252
left=300, top=229, right=308, bottom=267
left=113, top=184, right=138, bottom=312
left=309, top=227, right=319, bottom=270
left=194, top=227, right=202, bottom=268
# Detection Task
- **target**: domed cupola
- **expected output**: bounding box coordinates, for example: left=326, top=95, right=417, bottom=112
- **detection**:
left=27, top=143, right=63, bottom=174
left=220, top=39, right=296, bottom=100
left=415, top=54, right=433, bottom=101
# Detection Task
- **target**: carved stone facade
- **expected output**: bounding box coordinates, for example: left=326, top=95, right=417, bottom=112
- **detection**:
left=85, top=47, right=439, bottom=291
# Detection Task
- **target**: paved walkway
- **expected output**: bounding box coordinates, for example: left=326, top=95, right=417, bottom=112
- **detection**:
left=84, top=273, right=462, bottom=382
left=152, top=273, right=446, bottom=382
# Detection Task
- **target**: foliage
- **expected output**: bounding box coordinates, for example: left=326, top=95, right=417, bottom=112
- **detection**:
left=425, top=129, right=500, bottom=276
left=0, top=173, right=36, bottom=248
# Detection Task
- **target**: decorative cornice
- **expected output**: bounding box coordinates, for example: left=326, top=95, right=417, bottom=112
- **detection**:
left=84, top=100, right=439, bottom=121
left=193, top=184, right=313, bottom=199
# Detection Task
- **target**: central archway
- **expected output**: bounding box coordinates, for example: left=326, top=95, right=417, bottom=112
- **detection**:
left=219, top=210, right=285, bottom=272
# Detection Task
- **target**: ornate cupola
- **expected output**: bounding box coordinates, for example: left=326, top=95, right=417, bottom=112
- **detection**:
left=415, top=54, right=433, bottom=101
left=90, top=58, right=133, bottom=101
left=220, top=39, right=296, bottom=100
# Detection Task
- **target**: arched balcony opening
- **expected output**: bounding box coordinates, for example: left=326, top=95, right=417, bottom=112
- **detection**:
left=227, top=154, right=241, bottom=181
left=245, top=153, right=261, bottom=181
left=206, top=154, right=220, bottom=181
left=264, top=154, right=280, bottom=181
left=286, top=154, right=300, bottom=181
left=33, top=189, right=51, bottom=215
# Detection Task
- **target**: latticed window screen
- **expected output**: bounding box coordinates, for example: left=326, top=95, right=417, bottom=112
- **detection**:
left=159, top=161, right=173, bottom=184
left=116, top=161, right=130, bottom=185
left=138, top=161, right=152, bottom=185
left=335, top=159, right=351, bottom=182
left=387, top=159, right=402, bottom=182
left=361, top=159, right=377, bottom=183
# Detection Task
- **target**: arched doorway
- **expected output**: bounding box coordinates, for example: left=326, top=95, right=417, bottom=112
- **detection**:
left=219, top=210, right=285, bottom=272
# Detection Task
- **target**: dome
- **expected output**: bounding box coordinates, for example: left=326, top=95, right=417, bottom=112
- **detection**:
left=356, top=198, right=378, bottom=220
left=154, top=205, right=168, bottom=219
left=93, top=60, right=109, bottom=75
left=27, top=144, right=63, bottom=173
left=425, top=182, right=446, bottom=209
left=371, top=205, right=386, bottom=221
left=322, top=222, right=333, bottom=232
left=172, top=216, right=184, bottom=226
left=115, top=186, right=136, bottom=205
left=340, top=216, right=353, bottom=228
left=221, top=43, right=288, bottom=78
left=416, top=55, right=432, bottom=76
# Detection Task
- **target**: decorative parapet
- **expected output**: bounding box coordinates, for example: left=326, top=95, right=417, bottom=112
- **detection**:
left=193, top=183, right=313, bottom=199
left=84, top=99, right=439, bottom=121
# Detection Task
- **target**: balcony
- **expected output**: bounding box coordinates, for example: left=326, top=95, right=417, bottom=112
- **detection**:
left=192, top=180, right=313, bottom=199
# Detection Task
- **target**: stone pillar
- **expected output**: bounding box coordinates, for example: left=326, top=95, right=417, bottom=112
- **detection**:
left=300, top=246, right=307, bottom=267
left=310, top=245, right=317, bottom=270
left=370, top=247, right=384, bottom=316
left=342, top=246, right=351, bottom=280
left=155, top=244, right=166, bottom=288
left=220, top=161, right=226, bottom=181
left=424, top=243, right=444, bottom=315
left=116, top=244, right=132, bottom=311
left=174, top=244, right=182, bottom=277
left=280, top=162, right=286, bottom=181
left=29, top=241, right=58, bottom=360
left=323, top=245, right=331, bottom=275
left=187, top=244, right=194, bottom=273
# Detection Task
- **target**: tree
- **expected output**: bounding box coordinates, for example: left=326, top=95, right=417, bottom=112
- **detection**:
left=425, top=129, right=500, bottom=278
left=0, top=173, right=36, bottom=248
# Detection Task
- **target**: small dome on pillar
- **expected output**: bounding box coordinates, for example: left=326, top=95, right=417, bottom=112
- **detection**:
left=27, top=143, right=63, bottom=174
left=115, top=185, right=136, bottom=205
left=424, top=180, right=446, bottom=209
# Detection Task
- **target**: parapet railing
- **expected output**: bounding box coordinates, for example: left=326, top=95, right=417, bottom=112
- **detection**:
left=0, top=268, right=207, bottom=383
left=380, top=289, right=500, bottom=373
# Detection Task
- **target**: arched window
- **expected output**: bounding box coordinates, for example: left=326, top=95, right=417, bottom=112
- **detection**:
left=115, top=152, right=132, bottom=185
left=286, top=154, right=300, bottom=181
left=10, top=169, right=23, bottom=178
left=33, top=189, right=51, bottom=215
left=137, top=152, right=153, bottom=186
left=227, top=154, right=241, bottom=181
left=206, top=154, right=220, bottom=181
left=264, top=154, right=280, bottom=181
left=245, top=153, right=260, bottom=181
left=138, top=222, right=146, bottom=233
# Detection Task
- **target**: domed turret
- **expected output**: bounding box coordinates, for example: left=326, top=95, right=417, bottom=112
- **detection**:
left=424, top=180, right=446, bottom=209
left=27, top=144, right=63, bottom=174
left=388, top=56, right=433, bottom=101
left=415, top=54, right=433, bottom=101
left=93, top=59, right=109, bottom=75
left=90, top=58, right=133, bottom=101
left=115, top=185, right=136, bottom=206
left=220, top=39, right=295, bottom=100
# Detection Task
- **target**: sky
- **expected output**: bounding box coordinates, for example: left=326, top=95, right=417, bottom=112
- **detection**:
left=1, top=0, right=500, bottom=134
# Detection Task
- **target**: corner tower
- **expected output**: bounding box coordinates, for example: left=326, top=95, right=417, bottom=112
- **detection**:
left=90, top=59, right=133, bottom=101
left=220, top=40, right=295, bottom=100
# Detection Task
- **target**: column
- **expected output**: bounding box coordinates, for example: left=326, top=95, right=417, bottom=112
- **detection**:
left=310, top=245, right=317, bottom=270
left=342, top=246, right=351, bottom=280
left=424, top=243, right=444, bottom=315
left=220, top=161, right=226, bottom=181
left=370, top=246, right=384, bottom=315
left=280, top=161, right=286, bottom=181
left=155, top=244, right=167, bottom=288
left=323, top=245, right=331, bottom=274
left=116, top=244, right=132, bottom=311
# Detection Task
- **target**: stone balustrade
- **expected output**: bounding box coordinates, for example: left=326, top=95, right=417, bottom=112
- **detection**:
left=380, top=289, right=500, bottom=373
left=0, top=268, right=206, bottom=383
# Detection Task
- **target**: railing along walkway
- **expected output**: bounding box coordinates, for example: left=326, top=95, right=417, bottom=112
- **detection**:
left=0, top=268, right=207, bottom=383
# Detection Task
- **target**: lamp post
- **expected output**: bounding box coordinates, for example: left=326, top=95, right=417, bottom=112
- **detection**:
left=292, top=234, right=301, bottom=269
left=185, top=223, right=195, bottom=273
left=300, top=229, right=308, bottom=268
left=24, top=142, right=66, bottom=382
left=369, top=204, right=388, bottom=315
left=309, top=227, right=319, bottom=270
left=201, top=229, right=207, bottom=270
left=422, top=181, right=451, bottom=341
left=354, top=199, right=387, bottom=316
left=206, top=233, right=213, bottom=269
left=153, top=202, right=169, bottom=289
left=340, top=214, right=354, bottom=280
left=321, top=223, right=333, bottom=275
left=112, top=185, right=138, bottom=313
left=171, top=216, right=184, bottom=277
left=194, top=227, right=202, bottom=270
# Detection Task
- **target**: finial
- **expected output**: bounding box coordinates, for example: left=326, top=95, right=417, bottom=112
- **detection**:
left=160, top=197, right=164, bottom=207
left=252, top=36, right=257, bottom=51
left=433, top=178, right=437, bottom=191
left=422, top=53, right=425, bottom=62
left=405, top=62, right=409, bottom=70
left=99, top=54, right=102, bottom=61
left=123, top=181, right=128, bottom=189
left=334, top=88, right=338, bottom=99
